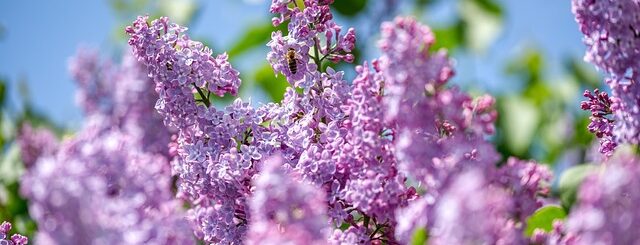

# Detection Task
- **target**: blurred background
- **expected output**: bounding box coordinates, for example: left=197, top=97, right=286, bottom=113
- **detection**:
left=0, top=0, right=603, bottom=237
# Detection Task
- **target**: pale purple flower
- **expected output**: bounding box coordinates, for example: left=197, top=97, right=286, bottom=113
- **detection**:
left=573, top=0, right=640, bottom=154
left=0, top=221, right=28, bottom=245
left=495, top=157, right=552, bottom=221
left=580, top=89, right=616, bottom=156
left=247, top=155, right=330, bottom=245
left=17, top=124, right=58, bottom=169
left=565, top=153, right=640, bottom=244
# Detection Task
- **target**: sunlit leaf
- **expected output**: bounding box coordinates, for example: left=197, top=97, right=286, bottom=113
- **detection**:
left=332, top=0, right=367, bottom=17
left=499, top=96, right=540, bottom=156
left=558, top=164, right=597, bottom=210
left=411, top=227, right=428, bottom=245
left=524, top=205, right=566, bottom=237
left=255, top=63, right=289, bottom=101
left=458, top=0, right=503, bottom=53
left=227, top=22, right=287, bottom=58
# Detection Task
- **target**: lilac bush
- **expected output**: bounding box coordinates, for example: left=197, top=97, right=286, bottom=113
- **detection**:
left=12, top=0, right=640, bottom=244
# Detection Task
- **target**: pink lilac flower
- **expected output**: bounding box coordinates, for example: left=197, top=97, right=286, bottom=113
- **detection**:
left=430, top=170, right=524, bottom=245
left=378, top=16, right=499, bottom=191
left=17, top=124, right=58, bottom=169
left=21, top=129, right=193, bottom=244
left=247, top=155, right=330, bottom=245
left=0, top=221, right=28, bottom=245
left=580, top=89, right=617, bottom=156
left=573, top=0, right=640, bottom=154
left=565, top=153, right=640, bottom=244
left=495, top=157, right=552, bottom=221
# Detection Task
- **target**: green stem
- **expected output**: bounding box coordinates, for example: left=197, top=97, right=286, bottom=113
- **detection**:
left=193, top=83, right=211, bottom=107
left=313, top=37, right=323, bottom=73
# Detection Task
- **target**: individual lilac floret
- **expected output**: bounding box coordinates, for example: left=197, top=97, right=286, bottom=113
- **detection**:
left=0, top=221, right=28, bottom=245
left=495, top=157, right=552, bottom=221
left=247, top=155, right=330, bottom=245
left=580, top=89, right=617, bottom=156
left=430, top=169, right=524, bottom=245
left=530, top=220, right=577, bottom=245
left=17, top=124, right=58, bottom=169
left=565, top=153, right=640, bottom=244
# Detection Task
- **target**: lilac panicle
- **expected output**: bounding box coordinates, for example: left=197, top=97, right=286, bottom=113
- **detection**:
left=126, top=15, right=240, bottom=131
left=378, top=16, right=499, bottom=190
left=20, top=48, right=192, bottom=244
left=267, top=0, right=355, bottom=85
left=430, top=170, right=524, bottom=245
left=580, top=89, right=617, bottom=156
left=21, top=129, right=193, bottom=244
left=68, top=48, right=172, bottom=156
left=0, top=221, right=28, bottom=245
left=565, top=153, right=640, bottom=244
left=495, top=157, right=552, bottom=221
left=17, top=124, right=58, bottom=169
left=573, top=0, right=640, bottom=154
left=247, top=155, right=330, bottom=245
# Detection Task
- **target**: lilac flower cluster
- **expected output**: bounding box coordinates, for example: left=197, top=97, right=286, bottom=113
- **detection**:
left=124, top=1, right=556, bottom=244
left=573, top=0, right=640, bottom=155
left=564, top=153, right=640, bottom=244
left=0, top=221, right=28, bottom=245
left=247, top=155, right=329, bottom=244
left=267, top=0, right=355, bottom=85
left=19, top=49, right=192, bottom=244
left=17, top=124, right=58, bottom=169
left=581, top=89, right=616, bottom=156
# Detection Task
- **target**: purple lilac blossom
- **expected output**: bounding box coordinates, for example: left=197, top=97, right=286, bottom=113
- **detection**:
left=0, top=221, right=28, bottom=245
left=19, top=49, right=192, bottom=244
left=378, top=16, right=499, bottom=192
left=127, top=16, right=280, bottom=243
left=247, top=155, right=330, bottom=245
left=495, top=157, right=552, bottom=221
left=430, top=169, right=524, bottom=245
left=573, top=0, right=640, bottom=154
left=580, top=89, right=617, bottom=156
left=68, top=48, right=172, bottom=156
left=17, top=124, right=58, bottom=169
left=564, top=153, right=640, bottom=244
left=21, top=128, right=193, bottom=244
left=267, top=0, right=354, bottom=85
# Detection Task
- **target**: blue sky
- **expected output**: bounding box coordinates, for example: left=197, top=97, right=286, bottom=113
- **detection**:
left=0, top=0, right=588, bottom=129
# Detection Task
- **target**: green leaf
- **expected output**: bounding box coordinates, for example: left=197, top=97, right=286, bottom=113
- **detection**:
left=411, top=228, right=428, bottom=245
left=431, top=22, right=465, bottom=51
left=524, top=205, right=566, bottom=237
left=332, top=0, right=367, bottom=17
left=499, top=96, right=540, bottom=156
left=227, top=22, right=287, bottom=58
left=458, top=0, right=503, bottom=53
left=558, top=164, right=597, bottom=209
left=255, top=63, right=289, bottom=101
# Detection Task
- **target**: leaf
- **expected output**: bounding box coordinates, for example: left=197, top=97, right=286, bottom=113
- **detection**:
left=255, top=63, right=289, bottom=101
left=227, top=22, right=287, bottom=58
left=524, top=205, right=567, bottom=237
left=499, top=96, right=540, bottom=156
left=558, top=164, right=597, bottom=209
left=411, top=228, right=428, bottom=245
left=458, top=0, right=503, bottom=53
left=431, top=21, right=465, bottom=51
left=332, top=0, right=367, bottom=17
